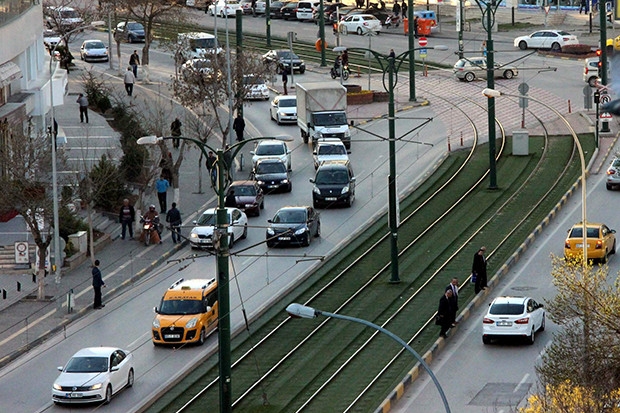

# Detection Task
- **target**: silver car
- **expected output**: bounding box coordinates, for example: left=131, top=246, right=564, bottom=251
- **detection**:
left=606, top=157, right=620, bottom=190
left=453, top=57, right=518, bottom=82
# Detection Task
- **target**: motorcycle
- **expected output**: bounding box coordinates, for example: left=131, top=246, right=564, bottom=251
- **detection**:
left=330, top=63, right=350, bottom=81
left=140, top=216, right=161, bottom=246
left=385, top=13, right=400, bottom=28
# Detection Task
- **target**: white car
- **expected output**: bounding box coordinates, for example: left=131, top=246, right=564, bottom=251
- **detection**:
left=52, top=347, right=134, bottom=405
left=251, top=139, right=292, bottom=171
left=189, top=207, right=248, bottom=249
left=312, top=138, right=349, bottom=169
left=208, top=0, right=242, bottom=17
left=482, top=296, right=545, bottom=345
left=243, top=74, right=269, bottom=100
left=80, top=40, right=109, bottom=62
left=240, top=0, right=266, bottom=14
left=180, top=58, right=222, bottom=82
left=338, top=14, right=382, bottom=35
left=513, top=29, right=578, bottom=52
left=269, top=95, right=297, bottom=124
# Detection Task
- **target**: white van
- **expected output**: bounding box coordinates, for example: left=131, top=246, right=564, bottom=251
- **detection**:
left=45, top=6, right=84, bottom=30
left=177, top=32, right=222, bottom=62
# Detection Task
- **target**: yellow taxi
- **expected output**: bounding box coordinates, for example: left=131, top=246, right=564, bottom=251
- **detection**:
left=607, top=35, right=620, bottom=53
left=564, top=222, right=616, bottom=263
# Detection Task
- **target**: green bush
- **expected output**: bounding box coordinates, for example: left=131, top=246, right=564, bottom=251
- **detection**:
left=88, top=155, right=130, bottom=212
left=561, top=44, right=594, bottom=55
left=58, top=205, right=88, bottom=242
left=81, top=71, right=112, bottom=113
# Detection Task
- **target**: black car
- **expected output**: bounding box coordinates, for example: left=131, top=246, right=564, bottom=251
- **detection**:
left=226, top=180, right=265, bottom=217
left=262, top=49, right=306, bottom=74
left=266, top=206, right=321, bottom=247
left=310, top=160, right=356, bottom=208
left=280, top=1, right=299, bottom=20
left=114, top=21, right=145, bottom=43
left=269, top=1, right=288, bottom=18
left=251, top=159, right=292, bottom=193
left=312, top=2, right=345, bottom=23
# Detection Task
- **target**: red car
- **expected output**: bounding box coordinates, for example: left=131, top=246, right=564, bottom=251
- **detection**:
left=226, top=180, right=265, bottom=217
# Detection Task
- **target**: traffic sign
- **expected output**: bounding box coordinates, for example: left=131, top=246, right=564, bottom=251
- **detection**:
left=419, top=48, right=427, bottom=58
left=601, top=94, right=612, bottom=105
left=601, top=112, right=613, bottom=119
left=418, top=37, right=428, bottom=47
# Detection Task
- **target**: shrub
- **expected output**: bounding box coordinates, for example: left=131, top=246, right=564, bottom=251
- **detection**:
left=87, top=155, right=130, bottom=212
left=561, top=44, right=594, bottom=55
left=81, top=70, right=112, bottom=112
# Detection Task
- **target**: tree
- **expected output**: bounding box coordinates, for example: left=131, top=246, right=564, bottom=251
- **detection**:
left=0, top=121, right=69, bottom=299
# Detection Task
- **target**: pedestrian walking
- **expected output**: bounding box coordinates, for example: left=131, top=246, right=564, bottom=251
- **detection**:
left=281, top=65, right=288, bottom=95
left=436, top=289, right=453, bottom=338
left=233, top=112, right=245, bottom=142
left=251, top=0, right=257, bottom=16
left=223, top=145, right=233, bottom=183
left=446, top=277, right=459, bottom=327
left=166, top=202, right=182, bottom=243
left=76, top=93, right=89, bottom=123
left=171, top=117, right=182, bottom=149
left=579, top=0, right=586, bottom=13
left=401, top=0, right=407, bottom=18
left=392, top=1, right=400, bottom=17
left=129, top=50, right=140, bottom=78
left=206, top=150, right=217, bottom=187
left=225, top=189, right=237, bottom=207
left=472, top=246, right=488, bottom=294
left=156, top=175, right=170, bottom=213
left=480, top=40, right=487, bottom=57
left=92, top=260, right=106, bottom=309
left=413, top=15, right=419, bottom=37
left=124, top=67, right=136, bottom=96
left=118, top=198, right=135, bottom=240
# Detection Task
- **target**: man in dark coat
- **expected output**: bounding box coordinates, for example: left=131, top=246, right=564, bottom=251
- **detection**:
left=225, top=189, right=237, bottom=208
left=92, top=260, right=106, bottom=309
left=446, top=277, right=459, bottom=326
left=166, top=202, right=182, bottom=244
left=472, top=246, right=488, bottom=294
left=118, top=198, right=135, bottom=240
left=436, top=289, right=453, bottom=338
left=233, top=112, right=245, bottom=142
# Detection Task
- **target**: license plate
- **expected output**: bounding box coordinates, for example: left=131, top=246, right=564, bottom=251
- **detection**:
left=68, top=393, right=83, bottom=398
left=164, top=334, right=181, bottom=339
left=268, top=185, right=278, bottom=188
left=496, top=321, right=512, bottom=326
left=278, top=236, right=291, bottom=241
left=576, top=243, right=583, bottom=248
left=325, top=197, right=337, bottom=201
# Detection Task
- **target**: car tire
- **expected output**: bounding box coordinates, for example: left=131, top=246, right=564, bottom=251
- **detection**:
left=503, top=70, right=514, bottom=79
left=346, top=195, right=353, bottom=208
left=287, top=182, right=292, bottom=192
left=518, top=40, right=528, bottom=50
left=315, top=221, right=321, bottom=237
left=550, top=42, right=561, bottom=52
left=300, top=68, right=306, bottom=74
left=127, top=368, right=134, bottom=388
left=260, top=200, right=265, bottom=210
left=539, top=315, right=545, bottom=332
left=314, top=199, right=320, bottom=208
left=267, top=240, right=275, bottom=248
left=197, top=327, right=206, bottom=345
left=302, top=233, right=311, bottom=247
left=464, top=72, right=475, bottom=82
left=357, top=27, right=363, bottom=35
left=612, top=240, right=616, bottom=255
left=602, top=250, right=608, bottom=264
left=128, top=35, right=134, bottom=43
left=607, top=183, right=613, bottom=190
left=104, top=385, right=112, bottom=404
left=527, top=327, right=535, bottom=345
left=229, top=234, right=235, bottom=248
left=482, top=335, right=491, bottom=345
left=242, top=224, right=248, bottom=239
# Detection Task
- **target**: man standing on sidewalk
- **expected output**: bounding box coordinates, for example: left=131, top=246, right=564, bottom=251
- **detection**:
left=118, top=198, right=135, bottom=240
left=129, top=50, right=140, bottom=78
left=92, top=260, right=106, bottom=309
left=124, top=67, right=136, bottom=97
left=76, top=93, right=89, bottom=123
left=232, top=112, right=245, bottom=142
left=166, top=202, right=182, bottom=244
left=156, top=175, right=170, bottom=213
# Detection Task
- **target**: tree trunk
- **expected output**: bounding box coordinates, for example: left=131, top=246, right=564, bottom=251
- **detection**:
left=36, top=248, right=47, bottom=300
left=87, top=202, right=95, bottom=262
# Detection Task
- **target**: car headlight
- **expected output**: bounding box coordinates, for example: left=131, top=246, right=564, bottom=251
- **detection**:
left=344, top=129, right=351, bottom=138
left=341, top=186, right=350, bottom=194
left=294, top=227, right=308, bottom=236
left=257, top=180, right=265, bottom=185
left=88, top=383, right=103, bottom=390
left=313, top=186, right=320, bottom=195
left=281, top=179, right=289, bottom=184
left=190, top=232, right=198, bottom=239
left=152, top=318, right=160, bottom=329
left=267, top=228, right=275, bottom=236
left=186, top=317, right=198, bottom=329
left=53, top=383, right=62, bottom=390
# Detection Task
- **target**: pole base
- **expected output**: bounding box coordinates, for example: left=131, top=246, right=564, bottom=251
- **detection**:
left=389, top=278, right=401, bottom=284
left=601, top=121, right=611, bottom=133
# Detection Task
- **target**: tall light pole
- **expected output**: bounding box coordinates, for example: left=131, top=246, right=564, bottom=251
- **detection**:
left=407, top=0, right=415, bottom=101
left=482, top=89, right=587, bottom=266
left=335, top=45, right=447, bottom=283
left=286, top=303, right=452, bottom=413
left=138, top=134, right=291, bottom=413
left=48, top=22, right=104, bottom=283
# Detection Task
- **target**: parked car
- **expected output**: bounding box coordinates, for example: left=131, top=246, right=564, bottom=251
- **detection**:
left=263, top=49, right=306, bottom=73
left=296, top=1, right=318, bottom=21
left=338, top=14, right=382, bottom=35
left=266, top=206, right=320, bottom=247
left=310, top=160, right=356, bottom=208
left=43, top=29, right=63, bottom=50
left=251, top=158, right=292, bottom=193
left=189, top=207, right=248, bottom=249
left=269, top=1, right=289, bottom=18
left=312, top=2, right=345, bottom=23
left=243, top=74, right=269, bottom=100
left=114, top=21, right=145, bottom=43
left=453, top=57, right=518, bottom=82
left=583, top=56, right=610, bottom=87
left=180, top=58, right=222, bottom=82
left=270, top=95, right=298, bottom=124
left=606, top=156, right=620, bottom=189
left=482, top=296, right=545, bottom=345
left=564, top=222, right=616, bottom=263
left=80, top=40, right=109, bottom=62
left=226, top=180, right=265, bottom=217
left=208, top=0, right=242, bottom=17
left=280, top=1, right=299, bottom=20
left=240, top=0, right=266, bottom=14
left=251, top=139, right=292, bottom=170
left=513, top=29, right=578, bottom=51
left=312, top=138, right=349, bottom=169
left=52, top=347, right=134, bottom=405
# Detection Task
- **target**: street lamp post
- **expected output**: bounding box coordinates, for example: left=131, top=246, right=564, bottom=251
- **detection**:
left=482, top=89, right=587, bottom=265
left=336, top=45, right=447, bottom=283
left=286, top=303, right=452, bottom=413
left=48, top=22, right=104, bottom=283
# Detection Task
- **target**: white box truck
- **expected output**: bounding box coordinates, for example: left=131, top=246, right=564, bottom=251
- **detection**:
left=296, top=81, right=351, bottom=149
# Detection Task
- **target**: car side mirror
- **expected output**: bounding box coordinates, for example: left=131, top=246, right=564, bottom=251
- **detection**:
left=267, top=219, right=273, bottom=223
left=192, top=220, right=197, bottom=225
left=57, top=366, right=63, bottom=371
left=154, top=306, right=158, bottom=313
left=350, top=177, right=356, bottom=182
left=309, top=178, right=315, bottom=183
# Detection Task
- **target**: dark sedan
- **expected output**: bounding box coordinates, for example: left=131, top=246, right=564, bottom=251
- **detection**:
left=251, top=159, right=292, bottom=193
left=266, top=206, right=321, bottom=247
left=114, top=21, right=145, bottom=43
left=281, top=1, right=299, bottom=20
left=269, top=1, right=289, bottom=18
left=226, top=180, right=265, bottom=217
left=262, top=49, right=306, bottom=74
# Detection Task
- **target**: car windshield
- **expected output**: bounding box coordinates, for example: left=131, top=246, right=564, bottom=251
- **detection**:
left=86, top=41, right=105, bottom=49
left=159, top=299, right=203, bottom=315
left=278, top=98, right=296, bottom=108
left=278, top=51, right=299, bottom=60
left=557, top=30, right=571, bottom=36
left=273, top=209, right=306, bottom=223
left=489, top=303, right=524, bottom=315
left=65, top=356, right=108, bottom=373
left=318, top=145, right=345, bottom=155
left=257, top=162, right=286, bottom=174
left=569, top=227, right=600, bottom=238
left=256, top=144, right=285, bottom=156
left=196, top=212, right=230, bottom=226
left=244, top=76, right=264, bottom=85
left=315, top=169, right=349, bottom=185
left=127, top=22, right=144, bottom=30
left=233, top=185, right=256, bottom=196
left=190, top=38, right=218, bottom=50
left=612, top=159, right=620, bottom=168
left=60, top=9, right=80, bottom=18
left=313, top=112, right=347, bottom=126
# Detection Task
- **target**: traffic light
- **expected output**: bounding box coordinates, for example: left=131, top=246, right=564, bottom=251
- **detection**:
left=597, top=49, right=602, bottom=69
left=594, top=91, right=600, bottom=104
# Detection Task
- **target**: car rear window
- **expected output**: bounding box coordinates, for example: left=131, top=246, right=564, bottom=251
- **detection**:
left=489, top=303, right=524, bottom=315
left=569, top=227, right=600, bottom=238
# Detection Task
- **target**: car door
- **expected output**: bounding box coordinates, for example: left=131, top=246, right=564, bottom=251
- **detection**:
left=231, top=209, right=244, bottom=240
left=348, top=164, right=356, bottom=197
left=470, top=58, right=486, bottom=78
left=307, top=207, right=318, bottom=235
left=109, top=351, right=125, bottom=392
left=527, top=299, right=542, bottom=330
left=542, top=31, right=559, bottom=49
left=602, top=225, right=615, bottom=252
left=529, top=31, right=546, bottom=48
